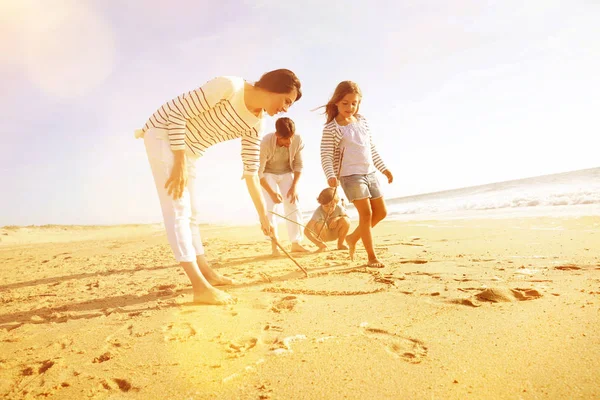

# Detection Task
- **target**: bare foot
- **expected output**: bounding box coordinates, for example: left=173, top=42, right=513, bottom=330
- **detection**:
left=346, top=234, right=359, bottom=261
left=271, top=249, right=281, bottom=257
left=196, top=257, right=235, bottom=286
left=337, top=243, right=349, bottom=250
left=367, top=258, right=385, bottom=268
left=193, top=287, right=236, bottom=305
left=207, top=274, right=236, bottom=286
left=315, top=245, right=327, bottom=253
left=291, top=243, right=310, bottom=253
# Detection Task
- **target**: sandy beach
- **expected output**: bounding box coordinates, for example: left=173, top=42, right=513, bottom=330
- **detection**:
left=1, top=217, right=599, bottom=399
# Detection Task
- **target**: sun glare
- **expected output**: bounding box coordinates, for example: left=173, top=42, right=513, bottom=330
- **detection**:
left=2, top=0, right=116, bottom=99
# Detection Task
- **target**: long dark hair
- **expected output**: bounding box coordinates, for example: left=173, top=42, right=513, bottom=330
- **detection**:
left=323, top=81, right=362, bottom=123
left=255, top=69, right=302, bottom=101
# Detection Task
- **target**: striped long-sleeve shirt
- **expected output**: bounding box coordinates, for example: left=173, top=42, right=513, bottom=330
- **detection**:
left=139, top=76, right=265, bottom=175
left=320, top=114, right=387, bottom=180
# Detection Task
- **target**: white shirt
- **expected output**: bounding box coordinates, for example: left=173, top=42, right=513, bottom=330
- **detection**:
left=138, top=76, right=264, bottom=176
left=336, top=118, right=376, bottom=176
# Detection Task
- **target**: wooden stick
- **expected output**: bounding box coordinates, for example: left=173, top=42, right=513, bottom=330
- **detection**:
left=269, top=211, right=327, bottom=248
left=271, top=236, right=309, bottom=277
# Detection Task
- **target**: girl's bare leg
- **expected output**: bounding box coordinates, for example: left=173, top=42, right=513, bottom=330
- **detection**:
left=345, top=198, right=374, bottom=261
left=369, top=197, right=387, bottom=227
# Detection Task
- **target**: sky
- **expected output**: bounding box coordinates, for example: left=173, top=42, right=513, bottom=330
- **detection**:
left=1, top=0, right=599, bottom=226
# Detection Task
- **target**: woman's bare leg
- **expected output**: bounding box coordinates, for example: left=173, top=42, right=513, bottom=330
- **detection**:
left=195, top=255, right=235, bottom=286
left=180, top=261, right=236, bottom=304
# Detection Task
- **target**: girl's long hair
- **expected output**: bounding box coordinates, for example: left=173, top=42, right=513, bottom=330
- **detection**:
left=318, top=81, right=362, bottom=123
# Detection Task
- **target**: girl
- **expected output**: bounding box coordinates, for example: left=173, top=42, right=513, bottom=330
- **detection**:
left=136, top=69, right=302, bottom=304
left=320, top=81, right=393, bottom=268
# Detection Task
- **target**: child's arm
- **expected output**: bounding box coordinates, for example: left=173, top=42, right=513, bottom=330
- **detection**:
left=320, top=126, right=338, bottom=187
left=362, top=117, right=393, bottom=183
left=304, top=220, right=327, bottom=249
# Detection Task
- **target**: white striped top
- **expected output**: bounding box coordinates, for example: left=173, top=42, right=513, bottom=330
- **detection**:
left=320, top=114, right=387, bottom=180
left=140, top=76, right=265, bottom=175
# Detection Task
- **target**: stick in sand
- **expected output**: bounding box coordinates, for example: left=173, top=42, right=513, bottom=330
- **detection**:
left=269, top=234, right=309, bottom=277
left=269, top=210, right=328, bottom=249
left=317, top=148, right=346, bottom=239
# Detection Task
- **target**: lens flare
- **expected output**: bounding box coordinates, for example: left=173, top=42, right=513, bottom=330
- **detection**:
left=2, top=0, right=116, bottom=98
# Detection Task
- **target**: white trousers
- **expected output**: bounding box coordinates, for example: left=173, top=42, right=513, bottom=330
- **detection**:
left=262, top=172, right=303, bottom=243
left=143, top=128, right=204, bottom=262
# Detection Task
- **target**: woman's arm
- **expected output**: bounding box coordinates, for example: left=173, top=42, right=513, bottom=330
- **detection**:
left=245, top=175, right=273, bottom=236
left=164, top=76, right=235, bottom=152
left=162, top=77, right=235, bottom=199
left=242, top=130, right=274, bottom=235
left=164, top=150, right=187, bottom=199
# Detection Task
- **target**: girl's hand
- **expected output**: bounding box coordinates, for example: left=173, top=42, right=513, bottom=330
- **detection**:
left=165, top=161, right=187, bottom=199
left=383, top=170, right=393, bottom=184
left=327, top=177, right=338, bottom=187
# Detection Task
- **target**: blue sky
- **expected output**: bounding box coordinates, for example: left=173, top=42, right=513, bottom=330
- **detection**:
left=1, top=0, right=599, bottom=226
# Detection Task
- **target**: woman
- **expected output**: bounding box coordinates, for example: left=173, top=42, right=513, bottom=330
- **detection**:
left=136, top=69, right=302, bottom=304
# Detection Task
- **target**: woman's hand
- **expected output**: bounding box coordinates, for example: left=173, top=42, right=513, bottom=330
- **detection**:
left=260, top=214, right=274, bottom=237
left=327, top=177, right=338, bottom=187
left=383, top=170, right=393, bottom=184
left=246, top=175, right=275, bottom=237
left=165, top=154, right=187, bottom=199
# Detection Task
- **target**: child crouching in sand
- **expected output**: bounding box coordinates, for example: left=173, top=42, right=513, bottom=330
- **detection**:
left=304, top=188, right=350, bottom=252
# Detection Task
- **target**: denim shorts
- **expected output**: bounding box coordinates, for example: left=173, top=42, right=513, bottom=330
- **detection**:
left=340, top=172, right=383, bottom=202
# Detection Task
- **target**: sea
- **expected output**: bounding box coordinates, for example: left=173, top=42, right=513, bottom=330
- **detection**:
left=306, top=167, right=600, bottom=221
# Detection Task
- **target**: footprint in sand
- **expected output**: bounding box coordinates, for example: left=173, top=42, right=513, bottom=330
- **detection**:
left=93, top=352, right=113, bottom=363
left=263, top=323, right=284, bottom=332
left=162, top=322, right=198, bottom=342
left=150, top=284, right=177, bottom=297
left=361, top=327, right=427, bottom=363
left=270, top=334, right=307, bottom=355
left=475, top=287, right=542, bottom=302
left=98, top=377, right=136, bottom=393
left=378, top=268, right=406, bottom=283
left=270, top=296, right=298, bottom=313
left=450, top=287, right=542, bottom=307
left=223, top=336, right=259, bottom=358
